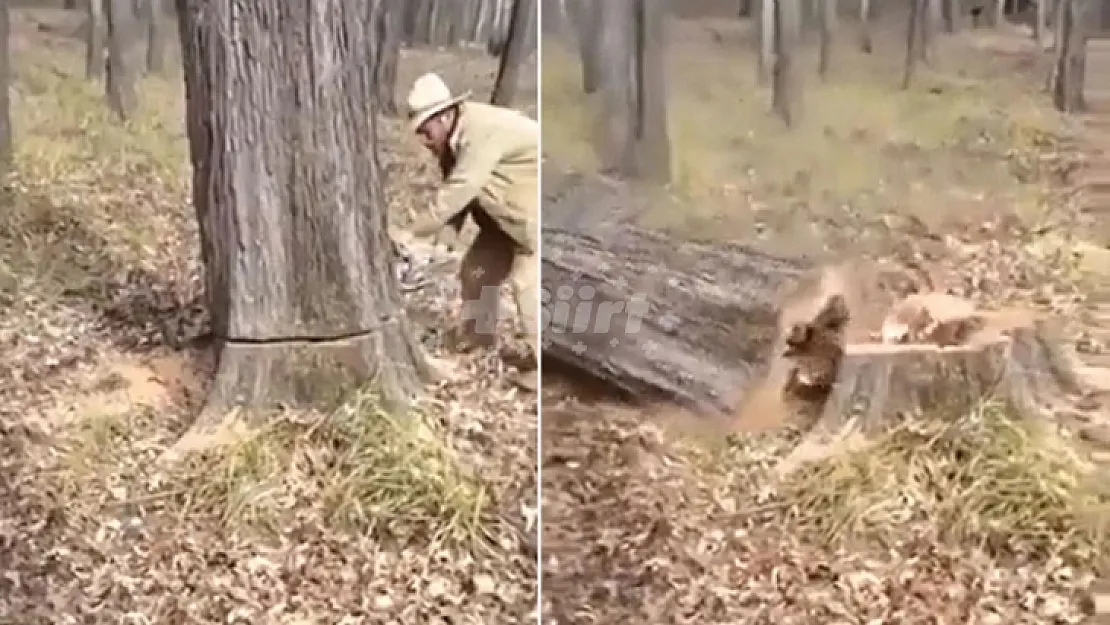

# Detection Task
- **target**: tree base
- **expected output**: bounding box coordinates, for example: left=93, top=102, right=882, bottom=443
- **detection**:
left=770, top=310, right=1092, bottom=476
left=164, top=327, right=433, bottom=460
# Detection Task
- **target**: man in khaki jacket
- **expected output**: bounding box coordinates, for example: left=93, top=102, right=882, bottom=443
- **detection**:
left=405, top=72, right=539, bottom=390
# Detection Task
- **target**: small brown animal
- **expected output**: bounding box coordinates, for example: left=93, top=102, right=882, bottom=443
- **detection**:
left=880, top=292, right=985, bottom=347
left=782, top=293, right=850, bottom=399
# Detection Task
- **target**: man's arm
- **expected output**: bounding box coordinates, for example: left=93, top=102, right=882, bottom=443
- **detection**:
left=429, top=131, right=505, bottom=230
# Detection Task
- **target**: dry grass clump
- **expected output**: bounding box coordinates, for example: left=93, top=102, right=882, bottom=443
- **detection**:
left=778, top=402, right=1110, bottom=560
left=173, top=393, right=493, bottom=547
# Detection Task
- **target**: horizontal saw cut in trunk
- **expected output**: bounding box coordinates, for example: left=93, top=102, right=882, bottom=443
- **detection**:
left=176, top=0, right=428, bottom=434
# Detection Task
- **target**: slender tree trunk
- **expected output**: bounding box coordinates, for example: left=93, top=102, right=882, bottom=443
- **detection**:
left=104, top=0, right=136, bottom=119
left=1034, top=0, right=1048, bottom=45
left=636, top=0, right=670, bottom=182
left=598, top=0, right=636, bottom=173
left=758, top=0, right=775, bottom=82
left=904, top=0, right=925, bottom=88
left=371, top=0, right=402, bottom=115
left=994, top=0, right=1005, bottom=26
left=817, top=0, right=835, bottom=78
left=1053, top=0, right=1089, bottom=112
left=143, top=0, right=165, bottom=74
left=173, top=0, right=427, bottom=421
left=0, top=0, right=10, bottom=174
left=492, top=0, right=537, bottom=105
left=941, top=0, right=958, bottom=32
left=578, top=0, right=602, bottom=93
left=859, top=0, right=873, bottom=52
left=85, top=0, right=105, bottom=79
left=921, top=0, right=936, bottom=63
left=772, top=0, right=802, bottom=126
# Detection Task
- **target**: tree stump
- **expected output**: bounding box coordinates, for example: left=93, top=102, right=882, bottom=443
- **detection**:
left=769, top=306, right=1091, bottom=474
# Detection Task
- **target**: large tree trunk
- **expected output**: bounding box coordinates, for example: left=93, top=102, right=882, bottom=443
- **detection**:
left=174, top=0, right=427, bottom=431
left=371, top=0, right=402, bottom=115
left=104, top=0, right=136, bottom=119
left=85, top=0, right=104, bottom=79
left=491, top=0, right=537, bottom=105
left=0, top=0, right=10, bottom=174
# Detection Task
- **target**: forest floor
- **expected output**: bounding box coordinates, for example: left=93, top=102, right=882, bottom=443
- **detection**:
left=541, top=14, right=1110, bottom=624
left=0, top=8, right=537, bottom=624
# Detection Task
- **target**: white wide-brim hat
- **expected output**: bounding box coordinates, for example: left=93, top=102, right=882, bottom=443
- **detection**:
left=406, top=72, right=472, bottom=131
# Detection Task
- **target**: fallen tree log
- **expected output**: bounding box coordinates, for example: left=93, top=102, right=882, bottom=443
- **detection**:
left=541, top=171, right=1098, bottom=454
left=541, top=170, right=893, bottom=413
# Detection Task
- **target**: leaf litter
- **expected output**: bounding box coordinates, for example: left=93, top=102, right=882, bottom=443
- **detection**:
left=1, top=12, right=536, bottom=624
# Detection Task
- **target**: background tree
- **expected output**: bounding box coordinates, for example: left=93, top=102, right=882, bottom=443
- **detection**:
left=174, top=0, right=429, bottom=423
left=84, top=0, right=103, bottom=79
left=491, top=0, right=537, bottom=105
left=772, top=0, right=802, bottom=126
left=859, top=0, right=873, bottom=52
left=1053, top=0, right=1090, bottom=112
left=758, top=0, right=775, bottom=82
left=104, top=0, right=135, bottom=119
left=0, top=0, right=10, bottom=174
left=597, top=0, right=670, bottom=182
left=371, top=0, right=402, bottom=115
left=578, top=0, right=602, bottom=93
left=903, top=0, right=926, bottom=89
left=817, top=0, right=836, bottom=78
left=143, top=0, right=165, bottom=74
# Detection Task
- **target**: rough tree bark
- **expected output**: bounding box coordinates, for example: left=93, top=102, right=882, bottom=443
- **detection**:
left=1053, top=0, right=1088, bottom=112
left=85, top=0, right=104, bottom=79
left=859, top=0, right=873, bottom=53
left=817, top=0, right=835, bottom=79
left=0, top=0, right=10, bottom=174
left=175, top=0, right=428, bottom=429
left=371, top=0, right=402, bottom=115
left=540, top=170, right=824, bottom=412
left=772, top=0, right=802, bottom=126
left=491, top=0, right=536, bottom=105
left=104, top=0, right=136, bottom=119
left=903, top=0, right=926, bottom=89
left=758, top=0, right=775, bottom=82
left=143, top=0, right=165, bottom=74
